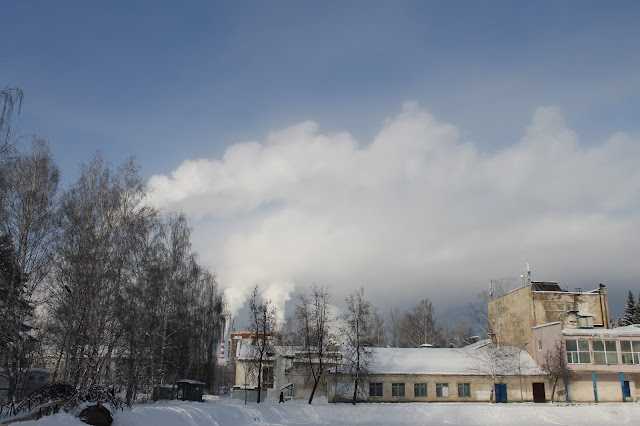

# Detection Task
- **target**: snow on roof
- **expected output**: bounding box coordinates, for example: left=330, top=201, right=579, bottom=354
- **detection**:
left=279, top=383, right=293, bottom=391
left=366, top=345, right=543, bottom=376
left=177, top=379, right=205, bottom=385
left=563, top=324, right=640, bottom=337
left=236, top=345, right=302, bottom=360
left=532, top=321, right=562, bottom=330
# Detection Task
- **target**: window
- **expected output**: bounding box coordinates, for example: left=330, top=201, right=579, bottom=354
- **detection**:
left=578, top=315, right=594, bottom=328
left=414, top=383, right=428, bottom=398
left=538, top=340, right=543, bottom=352
left=369, top=382, right=383, bottom=397
left=621, top=341, right=640, bottom=364
left=593, top=340, right=618, bottom=365
left=392, top=383, right=405, bottom=397
left=436, top=383, right=449, bottom=397
left=262, top=366, right=274, bottom=389
left=458, top=383, right=471, bottom=398
left=566, top=339, right=591, bottom=363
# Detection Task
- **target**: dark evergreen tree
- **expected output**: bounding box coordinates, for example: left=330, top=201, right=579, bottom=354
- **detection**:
left=0, top=233, right=34, bottom=400
left=620, top=291, right=638, bottom=326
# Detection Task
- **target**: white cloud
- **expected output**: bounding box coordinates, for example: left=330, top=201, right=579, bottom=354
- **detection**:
left=148, top=102, right=640, bottom=320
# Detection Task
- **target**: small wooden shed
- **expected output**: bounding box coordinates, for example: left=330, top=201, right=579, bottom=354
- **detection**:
left=152, top=384, right=176, bottom=401
left=176, top=379, right=205, bottom=402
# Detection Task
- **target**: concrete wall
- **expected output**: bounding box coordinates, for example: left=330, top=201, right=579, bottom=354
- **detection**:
left=488, top=286, right=533, bottom=353
left=328, top=373, right=551, bottom=403
left=532, top=289, right=609, bottom=329
left=236, top=357, right=334, bottom=401
left=234, top=359, right=276, bottom=389
left=567, top=372, right=636, bottom=402
left=489, top=285, right=610, bottom=359
left=531, top=325, right=640, bottom=402
left=531, top=322, right=564, bottom=367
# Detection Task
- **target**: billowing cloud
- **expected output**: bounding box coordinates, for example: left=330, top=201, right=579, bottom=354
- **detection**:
left=148, top=102, right=640, bottom=320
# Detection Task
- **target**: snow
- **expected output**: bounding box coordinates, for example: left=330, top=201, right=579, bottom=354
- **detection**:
left=236, top=345, right=301, bottom=360
left=177, top=379, right=206, bottom=385
left=563, top=324, right=640, bottom=337
left=533, top=322, right=562, bottom=330
left=15, top=396, right=640, bottom=425
left=368, top=345, right=543, bottom=375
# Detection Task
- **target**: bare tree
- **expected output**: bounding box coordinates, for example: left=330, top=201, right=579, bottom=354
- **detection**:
left=0, top=87, right=23, bottom=160
left=0, top=138, right=59, bottom=400
left=369, top=306, right=386, bottom=347
left=43, top=155, right=226, bottom=397
left=247, top=285, right=278, bottom=403
left=0, top=138, right=60, bottom=295
left=464, top=342, right=519, bottom=403
left=294, top=284, right=334, bottom=404
left=400, top=298, right=442, bottom=347
left=340, top=287, right=375, bottom=404
left=541, top=340, right=570, bottom=402
left=387, top=306, right=402, bottom=347
left=467, top=279, right=523, bottom=402
left=471, top=278, right=516, bottom=347
left=440, top=317, right=477, bottom=348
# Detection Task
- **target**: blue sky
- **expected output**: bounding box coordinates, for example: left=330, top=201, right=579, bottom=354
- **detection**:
left=3, top=1, right=639, bottom=321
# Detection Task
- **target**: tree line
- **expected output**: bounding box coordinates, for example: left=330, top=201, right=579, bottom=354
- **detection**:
left=246, top=283, right=477, bottom=405
left=0, top=87, right=226, bottom=403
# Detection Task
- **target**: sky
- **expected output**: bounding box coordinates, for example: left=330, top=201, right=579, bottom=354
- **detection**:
left=2, top=1, right=639, bottom=323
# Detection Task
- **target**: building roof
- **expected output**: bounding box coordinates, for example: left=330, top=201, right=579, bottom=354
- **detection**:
left=562, top=324, right=640, bottom=338
left=177, top=379, right=205, bottom=385
left=236, top=345, right=301, bottom=360
left=238, top=343, right=544, bottom=377
left=357, top=344, right=543, bottom=376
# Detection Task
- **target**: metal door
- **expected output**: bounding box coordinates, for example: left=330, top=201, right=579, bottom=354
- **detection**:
left=623, top=381, right=631, bottom=399
left=532, top=382, right=546, bottom=403
left=495, top=383, right=508, bottom=403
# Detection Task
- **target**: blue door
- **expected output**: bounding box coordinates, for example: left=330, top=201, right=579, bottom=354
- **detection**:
left=495, top=383, right=508, bottom=403
left=623, top=381, right=631, bottom=399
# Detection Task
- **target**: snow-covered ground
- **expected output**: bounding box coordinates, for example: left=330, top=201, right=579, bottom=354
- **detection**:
left=15, top=396, right=640, bottom=425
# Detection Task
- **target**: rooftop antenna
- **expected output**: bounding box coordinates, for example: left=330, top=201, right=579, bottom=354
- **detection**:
left=526, top=261, right=531, bottom=286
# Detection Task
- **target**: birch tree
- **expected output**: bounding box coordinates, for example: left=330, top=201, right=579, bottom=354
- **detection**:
left=400, top=298, right=442, bottom=347
left=0, top=87, right=23, bottom=160
left=247, top=285, right=278, bottom=403
left=0, top=138, right=59, bottom=399
left=295, top=284, right=334, bottom=404
left=340, top=287, right=375, bottom=404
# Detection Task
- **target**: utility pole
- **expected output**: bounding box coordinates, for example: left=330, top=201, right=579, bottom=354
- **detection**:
left=518, top=341, right=529, bottom=402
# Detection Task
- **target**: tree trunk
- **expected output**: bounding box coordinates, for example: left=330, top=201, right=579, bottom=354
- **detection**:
left=308, top=377, right=320, bottom=404
left=352, top=379, right=358, bottom=405
left=257, top=358, right=262, bottom=403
